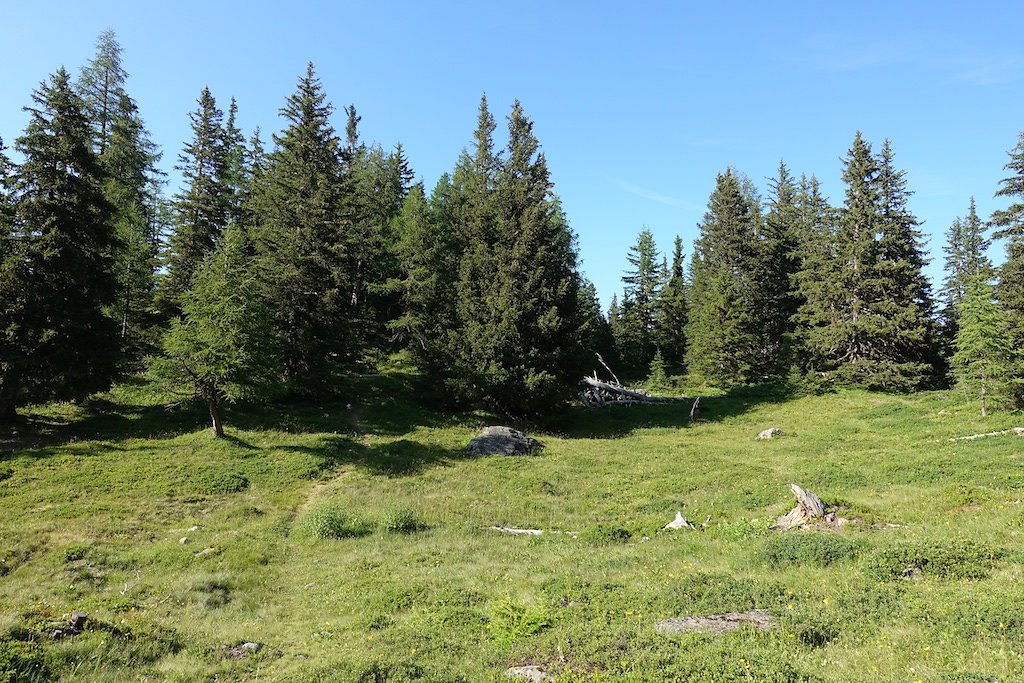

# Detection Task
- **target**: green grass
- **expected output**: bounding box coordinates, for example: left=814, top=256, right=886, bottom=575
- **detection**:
left=2, top=369, right=1024, bottom=681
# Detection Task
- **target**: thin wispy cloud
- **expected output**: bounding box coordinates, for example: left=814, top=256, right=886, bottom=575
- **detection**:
left=807, top=35, right=909, bottom=72
left=607, top=178, right=697, bottom=210
left=805, top=33, right=1021, bottom=86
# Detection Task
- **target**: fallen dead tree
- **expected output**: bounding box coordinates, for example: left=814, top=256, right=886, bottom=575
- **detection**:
left=578, top=356, right=691, bottom=407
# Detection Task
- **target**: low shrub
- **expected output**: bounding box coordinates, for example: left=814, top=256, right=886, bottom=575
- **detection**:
left=380, top=505, right=424, bottom=534
left=579, top=524, right=631, bottom=545
left=866, top=539, right=1002, bottom=580
left=758, top=532, right=860, bottom=567
left=295, top=503, right=368, bottom=540
left=197, top=470, right=249, bottom=495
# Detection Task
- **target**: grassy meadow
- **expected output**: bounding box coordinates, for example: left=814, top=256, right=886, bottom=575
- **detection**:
left=2, top=368, right=1024, bottom=682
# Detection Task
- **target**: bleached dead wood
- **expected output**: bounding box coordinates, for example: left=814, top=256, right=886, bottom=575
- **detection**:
left=578, top=375, right=691, bottom=407
left=663, top=511, right=696, bottom=530
left=486, top=526, right=578, bottom=538
left=949, top=427, right=1024, bottom=442
left=772, top=484, right=827, bottom=531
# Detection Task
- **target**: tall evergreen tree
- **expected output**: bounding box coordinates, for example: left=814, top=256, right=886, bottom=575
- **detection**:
left=162, top=87, right=230, bottom=307
left=991, top=130, right=1024, bottom=403
left=654, top=235, right=688, bottom=371
left=941, top=197, right=990, bottom=334
left=76, top=29, right=130, bottom=155
left=249, top=63, right=351, bottom=392
left=456, top=101, right=582, bottom=412
left=686, top=169, right=763, bottom=385
left=952, top=274, right=1018, bottom=416
left=615, top=228, right=660, bottom=376
left=0, top=70, right=119, bottom=422
left=77, top=30, right=165, bottom=361
left=762, top=162, right=801, bottom=361
left=796, top=133, right=933, bottom=390
left=102, top=95, right=164, bottom=357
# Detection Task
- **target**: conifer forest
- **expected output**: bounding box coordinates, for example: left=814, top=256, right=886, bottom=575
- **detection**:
left=3, top=29, right=1024, bottom=683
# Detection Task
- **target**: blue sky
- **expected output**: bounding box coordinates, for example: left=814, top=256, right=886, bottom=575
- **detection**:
left=4, top=1, right=1023, bottom=307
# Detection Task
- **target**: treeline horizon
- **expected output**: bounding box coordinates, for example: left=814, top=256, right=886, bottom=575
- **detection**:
left=1, top=31, right=1022, bottom=434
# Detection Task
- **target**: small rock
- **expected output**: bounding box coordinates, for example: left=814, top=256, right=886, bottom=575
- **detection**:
left=179, top=537, right=188, bottom=544
left=195, top=547, right=217, bottom=557
left=187, top=525, right=199, bottom=532
left=227, top=641, right=265, bottom=658
left=938, top=409, right=951, bottom=415
left=505, top=666, right=555, bottom=682
left=1014, top=427, right=1024, bottom=436
left=756, top=427, right=782, bottom=440
left=467, top=426, right=542, bottom=456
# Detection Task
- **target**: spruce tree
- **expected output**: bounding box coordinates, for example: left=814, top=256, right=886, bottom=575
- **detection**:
left=686, top=169, right=762, bottom=385
left=162, top=87, right=230, bottom=307
left=873, top=139, right=937, bottom=384
left=76, top=29, right=130, bottom=155
left=615, top=228, right=660, bottom=376
left=796, top=133, right=933, bottom=390
left=991, top=131, right=1024, bottom=403
left=249, top=63, right=351, bottom=392
left=952, top=274, right=1018, bottom=416
left=941, top=198, right=990, bottom=340
left=459, top=100, right=582, bottom=412
left=761, top=162, right=801, bottom=366
left=102, top=95, right=164, bottom=359
left=654, top=235, right=688, bottom=372
left=790, top=175, right=838, bottom=375
left=0, top=70, right=119, bottom=422
left=77, top=30, right=164, bottom=362
left=151, top=225, right=278, bottom=437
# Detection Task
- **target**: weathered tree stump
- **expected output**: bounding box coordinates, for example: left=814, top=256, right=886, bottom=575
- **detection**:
left=772, top=484, right=826, bottom=530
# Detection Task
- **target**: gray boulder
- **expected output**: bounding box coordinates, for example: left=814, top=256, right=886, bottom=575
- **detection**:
left=466, top=426, right=541, bottom=456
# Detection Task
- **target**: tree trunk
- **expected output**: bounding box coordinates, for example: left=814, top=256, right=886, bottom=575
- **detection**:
left=0, top=373, right=22, bottom=425
left=208, top=397, right=224, bottom=438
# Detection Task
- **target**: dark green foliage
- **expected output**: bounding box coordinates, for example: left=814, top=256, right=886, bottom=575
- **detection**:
left=941, top=198, right=990, bottom=331
left=758, top=532, right=860, bottom=567
left=614, top=228, right=660, bottom=376
left=579, top=523, right=632, bottom=545
left=991, top=131, right=1024, bottom=404
left=162, top=87, right=230, bottom=307
left=794, top=133, right=936, bottom=390
left=952, top=274, right=1018, bottom=415
left=149, top=225, right=279, bottom=437
left=249, top=64, right=352, bottom=392
left=399, top=96, right=584, bottom=415
left=349, top=139, right=414, bottom=348
left=197, top=470, right=250, bottom=494
left=577, top=278, right=615, bottom=365
left=653, top=235, right=688, bottom=372
left=101, top=98, right=164, bottom=362
left=1, top=70, right=119, bottom=422
left=865, top=539, right=1001, bottom=580
left=686, top=170, right=764, bottom=385
left=76, top=31, right=165, bottom=364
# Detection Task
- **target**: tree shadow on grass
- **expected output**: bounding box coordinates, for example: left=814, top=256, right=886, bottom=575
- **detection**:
left=283, top=436, right=472, bottom=478
left=546, top=382, right=799, bottom=439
